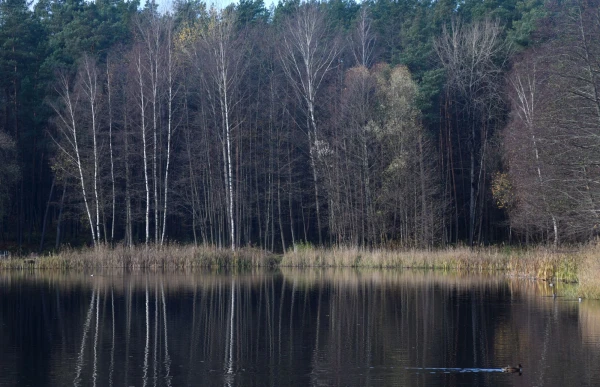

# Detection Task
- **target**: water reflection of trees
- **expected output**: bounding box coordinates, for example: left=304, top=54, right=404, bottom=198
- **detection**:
left=1, top=269, right=600, bottom=386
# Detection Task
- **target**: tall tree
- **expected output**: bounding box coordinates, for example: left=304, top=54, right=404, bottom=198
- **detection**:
left=195, top=7, right=244, bottom=251
left=50, top=72, right=97, bottom=244
left=279, top=2, right=340, bottom=245
left=435, top=17, right=508, bottom=245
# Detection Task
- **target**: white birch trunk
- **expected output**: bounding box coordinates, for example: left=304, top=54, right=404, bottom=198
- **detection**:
left=512, top=72, right=559, bottom=246
left=107, top=63, right=116, bottom=243
left=136, top=53, right=151, bottom=245
left=161, top=23, right=175, bottom=246
left=53, top=76, right=96, bottom=244
left=82, top=56, right=102, bottom=244
left=279, top=5, right=339, bottom=245
left=222, top=74, right=235, bottom=251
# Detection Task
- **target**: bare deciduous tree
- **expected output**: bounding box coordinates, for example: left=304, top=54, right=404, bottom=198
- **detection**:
left=51, top=73, right=97, bottom=244
left=349, top=7, right=376, bottom=68
left=194, top=7, right=244, bottom=251
left=435, top=17, right=508, bottom=246
left=279, top=3, right=340, bottom=245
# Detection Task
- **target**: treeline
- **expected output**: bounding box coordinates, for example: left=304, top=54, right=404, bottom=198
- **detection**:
left=0, top=0, right=598, bottom=253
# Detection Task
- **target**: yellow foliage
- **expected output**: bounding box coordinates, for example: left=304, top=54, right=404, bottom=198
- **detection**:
left=175, top=23, right=200, bottom=51
left=491, top=172, right=513, bottom=209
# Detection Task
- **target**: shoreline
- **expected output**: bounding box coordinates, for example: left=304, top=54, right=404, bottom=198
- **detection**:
left=1, top=243, right=599, bottom=299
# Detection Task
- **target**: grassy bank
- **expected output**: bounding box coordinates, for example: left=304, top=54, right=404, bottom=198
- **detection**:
left=2, top=242, right=600, bottom=298
left=281, top=244, right=600, bottom=295
left=0, top=244, right=279, bottom=270
left=281, top=245, right=577, bottom=279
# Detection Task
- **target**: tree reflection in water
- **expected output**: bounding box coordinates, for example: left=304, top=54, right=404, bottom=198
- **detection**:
left=0, top=270, right=600, bottom=386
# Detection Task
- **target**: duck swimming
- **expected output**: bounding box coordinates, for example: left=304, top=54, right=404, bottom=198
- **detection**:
left=502, top=364, right=522, bottom=373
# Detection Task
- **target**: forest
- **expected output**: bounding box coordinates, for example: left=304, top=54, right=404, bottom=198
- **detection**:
left=1, top=0, right=599, bottom=253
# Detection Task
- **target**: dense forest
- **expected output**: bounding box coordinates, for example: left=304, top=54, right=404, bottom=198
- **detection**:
left=0, top=0, right=598, bottom=253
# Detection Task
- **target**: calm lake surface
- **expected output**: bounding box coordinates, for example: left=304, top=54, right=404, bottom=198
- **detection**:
left=1, top=269, right=600, bottom=387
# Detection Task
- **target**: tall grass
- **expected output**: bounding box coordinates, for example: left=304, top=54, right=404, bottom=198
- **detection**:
left=280, top=244, right=600, bottom=296
left=3, top=242, right=600, bottom=298
left=576, top=246, right=600, bottom=299
left=0, top=244, right=279, bottom=270
left=280, top=244, right=582, bottom=281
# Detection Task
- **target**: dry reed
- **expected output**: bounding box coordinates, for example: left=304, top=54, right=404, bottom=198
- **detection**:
left=280, top=244, right=600, bottom=297
left=0, top=244, right=278, bottom=270
left=281, top=244, right=583, bottom=281
left=3, top=242, right=600, bottom=298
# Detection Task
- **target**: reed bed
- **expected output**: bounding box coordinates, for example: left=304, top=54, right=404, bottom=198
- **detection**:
left=576, top=247, right=600, bottom=300
left=281, top=245, right=508, bottom=270
left=0, top=244, right=279, bottom=270
left=280, top=244, right=583, bottom=281
left=2, top=242, right=600, bottom=298
left=280, top=244, right=600, bottom=297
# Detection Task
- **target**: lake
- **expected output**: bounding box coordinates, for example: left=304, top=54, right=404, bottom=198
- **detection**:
left=1, top=269, right=599, bottom=386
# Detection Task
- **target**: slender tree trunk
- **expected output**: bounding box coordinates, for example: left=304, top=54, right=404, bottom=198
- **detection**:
left=82, top=57, right=102, bottom=245
left=39, top=177, right=55, bottom=253
left=55, top=180, right=67, bottom=250
left=223, top=84, right=235, bottom=251
left=469, top=119, right=476, bottom=247
left=56, top=75, right=96, bottom=244
left=136, top=53, right=150, bottom=246
left=512, top=72, right=559, bottom=246
left=287, top=143, right=296, bottom=248
left=308, top=102, right=323, bottom=245
left=107, top=62, right=116, bottom=243
left=161, top=25, right=175, bottom=246
left=418, top=134, right=428, bottom=247
left=124, top=94, right=133, bottom=247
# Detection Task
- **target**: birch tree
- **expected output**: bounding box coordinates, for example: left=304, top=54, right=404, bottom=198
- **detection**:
left=133, top=43, right=151, bottom=245
left=196, top=7, right=243, bottom=251
left=51, top=73, right=97, bottom=244
left=506, top=55, right=559, bottom=245
left=137, top=10, right=163, bottom=244
left=160, top=15, right=179, bottom=246
left=279, top=3, right=340, bottom=245
left=106, top=56, right=116, bottom=243
left=349, top=6, right=376, bottom=68
left=435, top=18, right=508, bottom=246
left=80, top=54, right=102, bottom=244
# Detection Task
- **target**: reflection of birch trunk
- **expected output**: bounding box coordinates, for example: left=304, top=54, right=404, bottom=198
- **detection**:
left=92, top=289, right=100, bottom=387
left=153, top=285, right=158, bottom=385
left=125, top=282, right=132, bottom=387
left=187, top=287, right=198, bottom=385
left=161, top=281, right=172, bottom=386
left=109, top=289, right=115, bottom=387
left=143, top=284, right=149, bottom=387
left=289, top=278, right=297, bottom=359
left=277, top=278, right=286, bottom=358
left=74, top=288, right=96, bottom=386
left=310, top=287, right=323, bottom=386
left=226, top=279, right=235, bottom=376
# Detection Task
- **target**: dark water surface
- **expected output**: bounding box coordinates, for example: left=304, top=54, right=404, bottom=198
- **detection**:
left=1, top=269, right=600, bottom=387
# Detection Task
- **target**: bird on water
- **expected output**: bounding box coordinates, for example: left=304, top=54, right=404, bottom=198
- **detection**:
left=502, top=364, right=522, bottom=373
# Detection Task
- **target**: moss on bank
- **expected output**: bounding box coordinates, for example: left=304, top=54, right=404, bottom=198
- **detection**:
left=2, top=243, right=600, bottom=298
